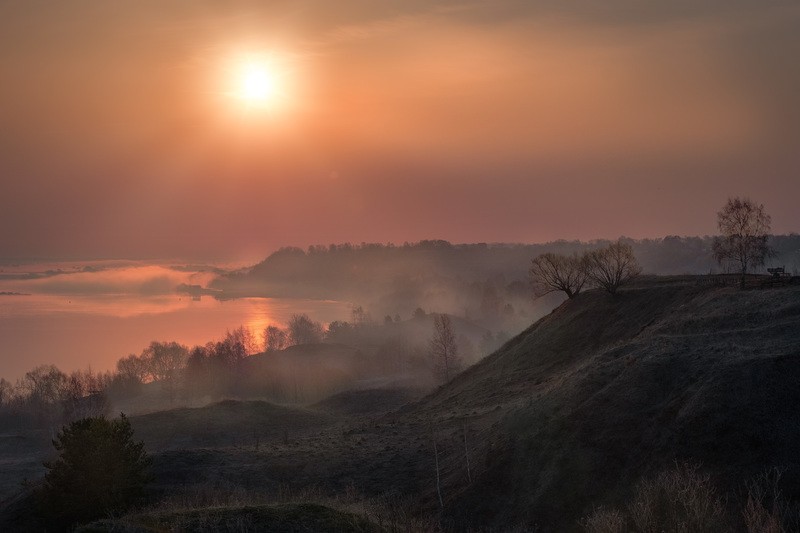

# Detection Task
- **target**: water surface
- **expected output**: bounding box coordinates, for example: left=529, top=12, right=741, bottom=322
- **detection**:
left=0, top=261, right=350, bottom=381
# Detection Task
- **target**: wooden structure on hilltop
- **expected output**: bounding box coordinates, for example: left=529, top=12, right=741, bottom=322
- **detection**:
left=761, top=266, right=794, bottom=288
left=696, top=267, right=797, bottom=289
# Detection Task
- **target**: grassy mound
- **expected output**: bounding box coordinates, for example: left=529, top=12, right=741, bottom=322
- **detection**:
left=312, top=388, right=419, bottom=416
left=130, top=400, right=334, bottom=451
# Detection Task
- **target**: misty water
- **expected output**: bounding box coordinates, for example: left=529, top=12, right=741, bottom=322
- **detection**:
left=0, top=261, right=351, bottom=381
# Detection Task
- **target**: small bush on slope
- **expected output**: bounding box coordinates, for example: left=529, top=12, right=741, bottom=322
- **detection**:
left=40, top=414, right=152, bottom=529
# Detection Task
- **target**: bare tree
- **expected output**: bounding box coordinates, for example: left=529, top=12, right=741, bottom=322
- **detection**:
left=225, top=326, right=259, bottom=356
left=264, top=325, right=288, bottom=352
left=325, top=320, right=355, bottom=343
left=712, top=197, right=773, bottom=289
left=351, top=305, right=369, bottom=327
left=116, top=354, right=149, bottom=384
left=19, top=365, right=68, bottom=434
left=183, top=344, right=212, bottom=398
left=142, top=341, right=188, bottom=401
left=142, top=341, right=189, bottom=383
left=21, top=365, right=68, bottom=407
left=430, top=313, right=461, bottom=383
left=63, top=370, right=109, bottom=420
left=585, top=240, right=642, bottom=295
left=0, top=378, right=12, bottom=407
left=288, top=314, right=323, bottom=345
left=213, top=329, right=251, bottom=369
left=529, top=252, right=588, bottom=299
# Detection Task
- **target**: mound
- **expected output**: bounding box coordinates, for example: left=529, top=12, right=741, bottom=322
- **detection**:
left=77, top=502, right=381, bottom=532
left=409, top=279, right=800, bottom=530
left=239, top=344, right=373, bottom=403
left=312, top=388, right=420, bottom=416
left=131, top=400, right=334, bottom=451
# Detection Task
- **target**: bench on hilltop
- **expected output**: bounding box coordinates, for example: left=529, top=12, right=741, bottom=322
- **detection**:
left=761, top=266, right=794, bottom=288
left=767, top=267, right=791, bottom=278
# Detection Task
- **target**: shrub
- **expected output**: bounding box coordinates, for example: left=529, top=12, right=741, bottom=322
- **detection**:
left=580, top=506, right=627, bottom=533
left=40, top=413, right=152, bottom=529
left=628, top=462, right=726, bottom=533
left=743, top=468, right=800, bottom=533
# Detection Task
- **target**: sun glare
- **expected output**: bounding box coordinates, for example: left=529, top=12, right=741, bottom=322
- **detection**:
left=223, top=53, right=292, bottom=113
left=239, top=63, right=277, bottom=104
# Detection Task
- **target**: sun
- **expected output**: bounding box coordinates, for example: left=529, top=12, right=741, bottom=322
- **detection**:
left=218, top=51, right=297, bottom=118
left=224, top=54, right=288, bottom=111
left=238, top=62, right=277, bottom=104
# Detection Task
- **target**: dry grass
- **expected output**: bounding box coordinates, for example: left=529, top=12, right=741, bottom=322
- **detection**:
left=113, top=480, right=442, bottom=533
left=361, top=492, right=441, bottom=532
left=579, top=463, right=800, bottom=533
left=579, top=506, right=626, bottom=533
left=742, top=468, right=800, bottom=533
left=627, top=462, right=727, bottom=533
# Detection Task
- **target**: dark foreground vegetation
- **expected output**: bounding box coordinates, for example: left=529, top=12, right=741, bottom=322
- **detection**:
left=2, top=275, right=800, bottom=531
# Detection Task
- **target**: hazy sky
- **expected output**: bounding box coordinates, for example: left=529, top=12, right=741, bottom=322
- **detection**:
left=2, top=1, right=798, bottom=261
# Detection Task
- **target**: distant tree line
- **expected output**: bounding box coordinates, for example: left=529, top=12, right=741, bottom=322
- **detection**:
left=217, top=235, right=800, bottom=299
left=0, top=366, right=111, bottom=434
left=1, top=302, right=504, bottom=426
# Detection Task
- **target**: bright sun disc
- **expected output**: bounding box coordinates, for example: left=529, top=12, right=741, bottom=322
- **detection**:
left=240, top=64, right=276, bottom=103
left=221, top=51, right=296, bottom=116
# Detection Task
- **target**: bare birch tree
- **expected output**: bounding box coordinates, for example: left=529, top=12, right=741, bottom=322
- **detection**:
left=712, top=197, right=773, bottom=288
left=430, top=313, right=461, bottom=383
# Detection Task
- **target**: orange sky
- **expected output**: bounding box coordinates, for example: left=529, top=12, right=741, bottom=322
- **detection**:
left=1, top=1, right=799, bottom=261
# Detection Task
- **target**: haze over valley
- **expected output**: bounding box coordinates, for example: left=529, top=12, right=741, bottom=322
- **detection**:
left=2, top=1, right=800, bottom=531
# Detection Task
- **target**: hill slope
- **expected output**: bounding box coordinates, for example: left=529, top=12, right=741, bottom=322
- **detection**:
left=409, top=278, right=800, bottom=530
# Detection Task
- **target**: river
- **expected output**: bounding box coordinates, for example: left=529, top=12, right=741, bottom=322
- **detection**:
left=0, top=260, right=351, bottom=381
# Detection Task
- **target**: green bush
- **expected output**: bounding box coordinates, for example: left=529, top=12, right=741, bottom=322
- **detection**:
left=41, top=414, right=152, bottom=529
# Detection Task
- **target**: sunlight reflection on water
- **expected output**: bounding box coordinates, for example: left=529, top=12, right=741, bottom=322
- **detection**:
left=0, top=262, right=351, bottom=381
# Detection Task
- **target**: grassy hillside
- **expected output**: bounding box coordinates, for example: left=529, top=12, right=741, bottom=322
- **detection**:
left=413, top=277, right=800, bottom=530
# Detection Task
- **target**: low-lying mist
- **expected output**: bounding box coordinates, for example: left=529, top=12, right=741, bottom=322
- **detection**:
left=0, top=262, right=220, bottom=297
left=3, top=234, right=799, bottom=428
